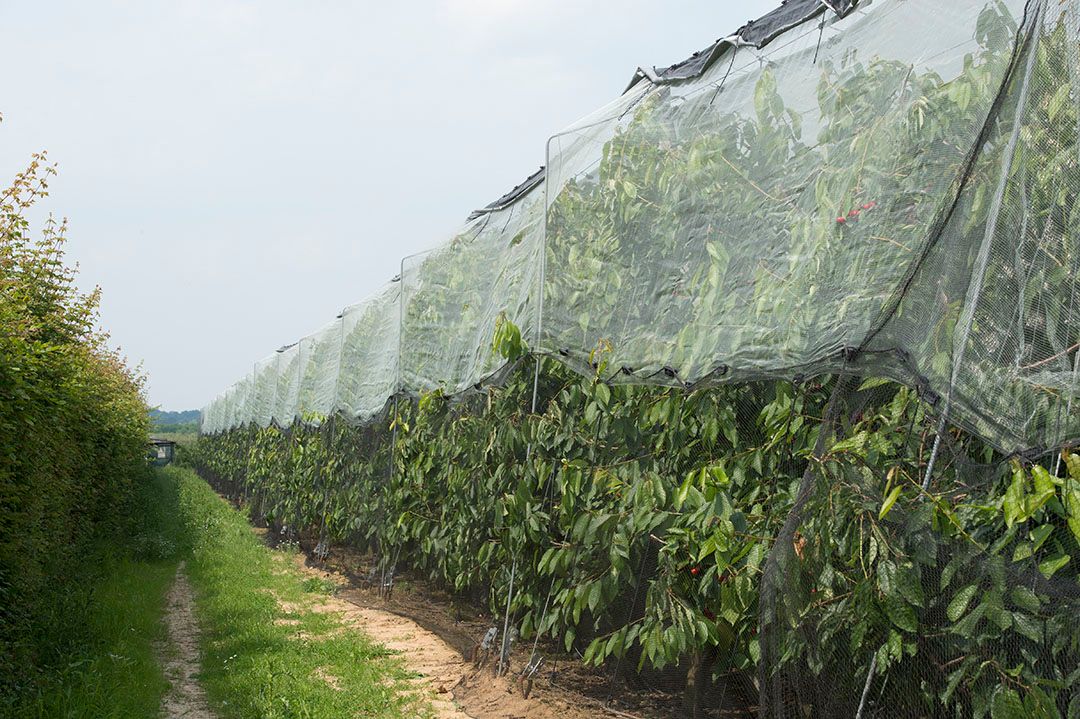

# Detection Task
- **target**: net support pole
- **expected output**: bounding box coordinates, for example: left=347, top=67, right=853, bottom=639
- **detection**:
left=294, top=341, right=302, bottom=426
left=498, top=558, right=518, bottom=676
left=855, top=650, right=879, bottom=719
left=524, top=150, right=548, bottom=460
left=1054, top=344, right=1080, bottom=477
left=330, top=312, right=346, bottom=418
left=921, top=414, right=948, bottom=490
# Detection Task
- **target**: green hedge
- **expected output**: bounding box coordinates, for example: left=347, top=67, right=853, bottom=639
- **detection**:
left=0, top=153, right=150, bottom=693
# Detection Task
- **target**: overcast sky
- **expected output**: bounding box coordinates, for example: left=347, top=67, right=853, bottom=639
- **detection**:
left=0, top=0, right=776, bottom=410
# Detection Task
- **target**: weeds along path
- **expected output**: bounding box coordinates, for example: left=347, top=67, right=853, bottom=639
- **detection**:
left=160, top=561, right=215, bottom=719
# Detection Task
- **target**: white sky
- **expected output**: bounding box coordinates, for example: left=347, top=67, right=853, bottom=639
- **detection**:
left=0, top=0, right=776, bottom=410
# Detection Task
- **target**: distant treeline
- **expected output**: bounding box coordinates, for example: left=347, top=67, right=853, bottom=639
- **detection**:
left=151, top=408, right=199, bottom=433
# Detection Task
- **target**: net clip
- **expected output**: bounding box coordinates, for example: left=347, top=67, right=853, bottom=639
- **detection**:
left=518, top=654, right=544, bottom=698
left=470, top=626, right=499, bottom=669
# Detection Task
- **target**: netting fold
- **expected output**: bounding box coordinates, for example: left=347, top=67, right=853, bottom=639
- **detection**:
left=336, top=282, right=401, bottom=422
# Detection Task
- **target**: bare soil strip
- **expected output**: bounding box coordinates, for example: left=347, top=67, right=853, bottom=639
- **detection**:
left=293, top=586, right=473, bottom=719
left=290, top=555, right=606, bottom=719
left=159, top=562, right=216, bottom=719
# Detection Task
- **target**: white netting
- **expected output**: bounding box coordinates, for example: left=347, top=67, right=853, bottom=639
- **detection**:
left=296, top=318, right=342, bottom=424
left=336, top=282, right=401, bottom=421
left=400, top=182, right=543, bottom=395
left=201, top=0, right=1077, bottom=455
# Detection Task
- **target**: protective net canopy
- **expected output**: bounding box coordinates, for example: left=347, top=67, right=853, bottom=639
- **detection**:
left=203, top=0, right=1078, bottom=457
left=400, top=177, right=543, bottom=397
left=197, top=1, right=1080, bottom=716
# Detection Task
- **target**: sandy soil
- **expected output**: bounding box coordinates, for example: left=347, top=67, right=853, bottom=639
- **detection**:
left=290, top=555, right=617, bottom=719
left=159, top=562, right=216, bottom=719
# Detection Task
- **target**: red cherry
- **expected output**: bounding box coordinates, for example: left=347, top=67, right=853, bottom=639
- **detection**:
left=836, top=216, right=847, bottom=224
left=862, top=203, right=874, bottom=210
left=690, top=566, right=700, bottom=576
left=848, top=209, right=860, bottom=217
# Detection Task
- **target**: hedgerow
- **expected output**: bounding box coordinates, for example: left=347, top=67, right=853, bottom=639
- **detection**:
left=0, top=146, right=150, bottom=694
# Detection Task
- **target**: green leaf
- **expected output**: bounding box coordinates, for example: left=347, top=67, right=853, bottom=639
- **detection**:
left=991, top=686, right=1025, bottom=719
left=1038, top=553, right=1070, bottom=579
left=1011, top=612, right=1042, bottom=643
left=708, top=464, right=729, bottom=486
left=587, top=581, right=602, bottom=613
left=951, top=602, right=986, bottom=638
left=857, top=377, right=892, bottom=391
left=947, top=584, right=978, bottom=622
left=884, top=594, right=917, bottom=632
left=594, top=382, right=611, bottom=407
left=896, top=565, right=924, bottom=608
left=1003, top=465, right=1026, bottom=528
left=879, top=484, right=902, bottom=519
left=1028, top=465, right=1056, bottom=514
left=1048, top=83, right=1072, bottom=122
left=675, top=472, right=693, bottom=510
left=1012, top=542, right=1033, bottom=562
left=1029, top=523, right=1053, bottom=552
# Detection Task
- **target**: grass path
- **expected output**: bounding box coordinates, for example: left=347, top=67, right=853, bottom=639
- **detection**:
left=7, top=468, right=442, bottom=718
left=169, top=466, right=435, bottom=718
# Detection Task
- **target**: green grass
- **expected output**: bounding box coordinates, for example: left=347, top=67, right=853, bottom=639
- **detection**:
left=169, top=466, right=432, bottom=719
left=5, top=467, right=431, bottom=719
left=9, top=473, right=182, bottom=718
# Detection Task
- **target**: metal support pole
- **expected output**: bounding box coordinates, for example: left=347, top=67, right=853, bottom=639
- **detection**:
left=922, top=3, right=1040, bottom=492
left=921, top=414, right=948, bottom=491
left=498, top=559, right=518, bottom=676
left=855, top=651, right=878, bottom=719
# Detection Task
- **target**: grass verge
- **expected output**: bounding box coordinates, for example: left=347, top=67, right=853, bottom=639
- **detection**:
left=169, top=466, right=431, bottom=719
left=8, top=472, right=182, bottom=718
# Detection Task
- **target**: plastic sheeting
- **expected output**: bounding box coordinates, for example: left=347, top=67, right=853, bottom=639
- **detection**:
left=202, top=0, right=1079, bottom=455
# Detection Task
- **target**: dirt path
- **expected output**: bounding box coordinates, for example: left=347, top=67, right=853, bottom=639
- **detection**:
left=291, top=557, right=607, bottom=719
left=159, top=562, right=216, bottom=719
